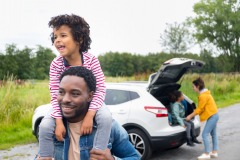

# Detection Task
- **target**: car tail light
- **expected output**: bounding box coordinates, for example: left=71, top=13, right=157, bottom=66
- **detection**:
left=144, top=106, right=168, bottom=117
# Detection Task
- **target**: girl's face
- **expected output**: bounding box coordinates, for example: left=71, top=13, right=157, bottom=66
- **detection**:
left=178, top=94, right=184, bottom=101
left=53, top=25, right=80, bottom=58
left=192, top=84, right=200, bottom=93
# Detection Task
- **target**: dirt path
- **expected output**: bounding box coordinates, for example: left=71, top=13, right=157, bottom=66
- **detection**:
left=0, top=143, right=38, bottom=160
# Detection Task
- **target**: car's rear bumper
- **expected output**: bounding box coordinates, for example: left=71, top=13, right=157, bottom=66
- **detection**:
left=150, top=127, right=200, bottom=151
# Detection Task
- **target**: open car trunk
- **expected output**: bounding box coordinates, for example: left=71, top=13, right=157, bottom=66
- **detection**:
left=147, top=58, right=205, bottom=125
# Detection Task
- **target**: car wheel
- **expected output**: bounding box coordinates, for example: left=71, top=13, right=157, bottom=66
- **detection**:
left=127, top=128, right=152, bottom=160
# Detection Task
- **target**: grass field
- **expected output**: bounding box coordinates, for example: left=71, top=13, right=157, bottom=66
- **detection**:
left=0, top=73, right=240, bottom=149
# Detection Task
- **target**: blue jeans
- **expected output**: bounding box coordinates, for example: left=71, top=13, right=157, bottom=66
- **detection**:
left=38, top=105, right=112, bottom=157
left=202, top=113, right=219, bottom=153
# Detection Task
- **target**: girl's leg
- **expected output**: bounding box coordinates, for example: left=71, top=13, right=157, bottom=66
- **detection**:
left=202, top=113, right=219, bottom=153
left=39, top=109, right=56, bottom=157
left=210, top=113, right=219, bottom=151
left=183, top=121, right=191, bottom=139
left=189, top=120, right=196, bottom=137
left=93, top=104, right=113, bottom=150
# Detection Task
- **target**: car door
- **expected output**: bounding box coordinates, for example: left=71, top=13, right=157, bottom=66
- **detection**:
left=104, top=89, right=131, bottom=125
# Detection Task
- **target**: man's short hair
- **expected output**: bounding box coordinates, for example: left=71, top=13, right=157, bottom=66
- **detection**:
left=60, top=66, right=96, bottom=92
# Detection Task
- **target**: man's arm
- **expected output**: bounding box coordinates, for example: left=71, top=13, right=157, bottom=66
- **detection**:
left=110, top=121, right=141, bottom=160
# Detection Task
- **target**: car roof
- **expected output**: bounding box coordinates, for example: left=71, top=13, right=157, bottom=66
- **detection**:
left=106, top=82, right=148, bottom=90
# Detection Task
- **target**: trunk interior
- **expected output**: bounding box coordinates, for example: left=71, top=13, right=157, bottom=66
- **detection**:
left=149, top=83, right=196, bottom=126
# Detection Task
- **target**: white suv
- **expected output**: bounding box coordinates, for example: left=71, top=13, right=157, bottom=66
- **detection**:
left=32, top=58, right=205, bottom=160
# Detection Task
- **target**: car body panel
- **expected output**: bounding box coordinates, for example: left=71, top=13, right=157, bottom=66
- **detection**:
left=148, top=58, right=205, bottom=87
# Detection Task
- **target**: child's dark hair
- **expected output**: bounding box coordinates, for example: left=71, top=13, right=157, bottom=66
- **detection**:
left=169, top=90, right=182, bottom=102
left=192, top=77, right=205, bottom=91
left=60, top=66, right=96, bottom=92
left=48, top=14, right=92, bottom=53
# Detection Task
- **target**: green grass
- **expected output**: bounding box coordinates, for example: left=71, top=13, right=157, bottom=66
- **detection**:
left=0, top=78, right=50, bottom=149
left=0, top=73, right=240, bottom=150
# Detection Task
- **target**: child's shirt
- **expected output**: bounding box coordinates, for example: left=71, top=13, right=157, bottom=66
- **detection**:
left=49, top=52, right=106, bottom=118
left=170, top=102, right=185, bottom=126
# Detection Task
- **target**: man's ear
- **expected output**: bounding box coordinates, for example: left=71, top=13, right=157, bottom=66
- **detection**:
left=87, top=91, right=94, bottom=102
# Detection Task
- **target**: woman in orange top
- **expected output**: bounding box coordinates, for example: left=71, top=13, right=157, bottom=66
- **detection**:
left=186, top=77, right=219, bottom=160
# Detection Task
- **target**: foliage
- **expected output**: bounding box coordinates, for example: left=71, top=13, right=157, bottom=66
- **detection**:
left=99, top=51, right=225, bottom=76
left=0, top=44, right=56, bottom=80
left=160, top=22, right=195, bottom=53
left=192, top=0, right=240, bottom=71
left=0, top=79, right=50, bottom=149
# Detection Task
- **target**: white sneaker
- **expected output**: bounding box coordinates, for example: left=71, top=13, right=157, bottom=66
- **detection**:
left=210, top=152, right=218, bottom=158
left=197, top=153, right=211, bottom=160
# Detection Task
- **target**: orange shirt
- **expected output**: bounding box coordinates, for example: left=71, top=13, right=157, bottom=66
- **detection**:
left=194, top=90, right=218, bottom=122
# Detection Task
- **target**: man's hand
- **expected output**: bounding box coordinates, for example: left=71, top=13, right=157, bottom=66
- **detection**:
left=90, top=149, right=115, bottom=160
left=55, top=119, right=66, bottom=141
left=80, top=110, right=95, bottom=135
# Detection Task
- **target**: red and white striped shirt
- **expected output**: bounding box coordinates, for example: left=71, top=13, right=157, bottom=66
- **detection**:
left=49, top=52, right=106, bottom=118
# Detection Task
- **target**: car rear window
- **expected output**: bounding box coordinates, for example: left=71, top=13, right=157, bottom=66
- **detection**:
left=105, top=89, right=140, bottom=105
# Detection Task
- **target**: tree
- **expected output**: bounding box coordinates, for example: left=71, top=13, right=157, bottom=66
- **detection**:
left=192, top=0, right=240, bottom=71
left=160, top=22, right=195, bottom=54
left=15, top=47, right=35, bottom=79
left=34, top=45, right=56, bottom=79
left=1, top=44, right=19, bottom=79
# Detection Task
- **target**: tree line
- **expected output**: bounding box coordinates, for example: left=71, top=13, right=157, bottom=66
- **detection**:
left=0, top=44, right=233, bottom=80
left=0, top=44, right=56, bottom=80
left=98, top=51, right=229, bottom=77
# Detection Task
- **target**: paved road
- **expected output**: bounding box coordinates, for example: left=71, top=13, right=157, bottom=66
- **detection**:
left=149, top=103, right=240, bottom=160
left=1, top=103, right=240, bottom=160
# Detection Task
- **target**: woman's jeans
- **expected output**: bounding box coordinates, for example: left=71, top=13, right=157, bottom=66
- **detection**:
left=202, top=113, right=219, bottom=153
left=38, top=105, right=112, bottom=157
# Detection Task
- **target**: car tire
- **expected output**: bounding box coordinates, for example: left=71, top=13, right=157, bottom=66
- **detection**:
left=127, top=128, right=152, bottom=160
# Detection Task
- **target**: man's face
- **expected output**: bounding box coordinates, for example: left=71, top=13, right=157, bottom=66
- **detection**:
left=57, top=75, right=93, bottom=123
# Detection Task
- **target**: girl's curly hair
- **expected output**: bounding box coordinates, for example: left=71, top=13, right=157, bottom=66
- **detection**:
left=48, top=14, right=92, bottom=53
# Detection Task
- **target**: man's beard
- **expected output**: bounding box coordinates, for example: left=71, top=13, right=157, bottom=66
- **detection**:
left=60, top=101, right=89, bottom=122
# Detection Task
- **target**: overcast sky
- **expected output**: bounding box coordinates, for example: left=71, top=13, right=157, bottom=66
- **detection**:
left=0, top=0, right=199, bottom=56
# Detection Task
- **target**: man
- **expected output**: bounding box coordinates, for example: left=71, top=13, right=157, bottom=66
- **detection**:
left=56, top=66, right=140, bottom=160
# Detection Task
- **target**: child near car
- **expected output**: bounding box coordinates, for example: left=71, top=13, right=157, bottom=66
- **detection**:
left=37, top=14, right=112, bottom=159
left=169, top=90, right=201, bottom=146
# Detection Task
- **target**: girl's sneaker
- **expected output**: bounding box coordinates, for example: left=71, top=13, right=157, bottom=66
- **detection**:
left=197, top=153, right=211, bottom=160
left=210, top=152, right=218, bottom=158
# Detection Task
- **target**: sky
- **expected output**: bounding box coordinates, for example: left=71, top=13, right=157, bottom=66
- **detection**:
left=0, top=0, right=199, bottom=57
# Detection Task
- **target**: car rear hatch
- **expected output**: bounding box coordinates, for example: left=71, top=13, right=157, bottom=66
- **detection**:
left=147, top=58, right=205, bottom=96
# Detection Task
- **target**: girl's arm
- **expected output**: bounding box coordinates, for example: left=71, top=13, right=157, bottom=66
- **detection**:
left=49, top=58, right=66, bottom=141
left=49, top=59, right=63, bottom=118
left=88, top=56, right=106, bottom=111
left=172, top=104, right=184, bottom=126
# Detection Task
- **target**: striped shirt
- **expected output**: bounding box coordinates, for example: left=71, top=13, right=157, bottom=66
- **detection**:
left=49, top=52, right=106, bottom=118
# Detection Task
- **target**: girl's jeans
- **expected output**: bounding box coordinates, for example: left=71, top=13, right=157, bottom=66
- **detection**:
left=183, top=120, right=196, bottom=139
left=38, top=105, right=112, bottom=157
left=202, top=113, right=219, bottom=153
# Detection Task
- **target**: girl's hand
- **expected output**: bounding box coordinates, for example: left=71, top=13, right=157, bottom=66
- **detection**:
left=55, top=119, right=66, bottom=141
left=80, top=112, right=94, bottom=135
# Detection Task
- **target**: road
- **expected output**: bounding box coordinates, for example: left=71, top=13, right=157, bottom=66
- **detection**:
left=0, top=103, right=240, bottom=160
